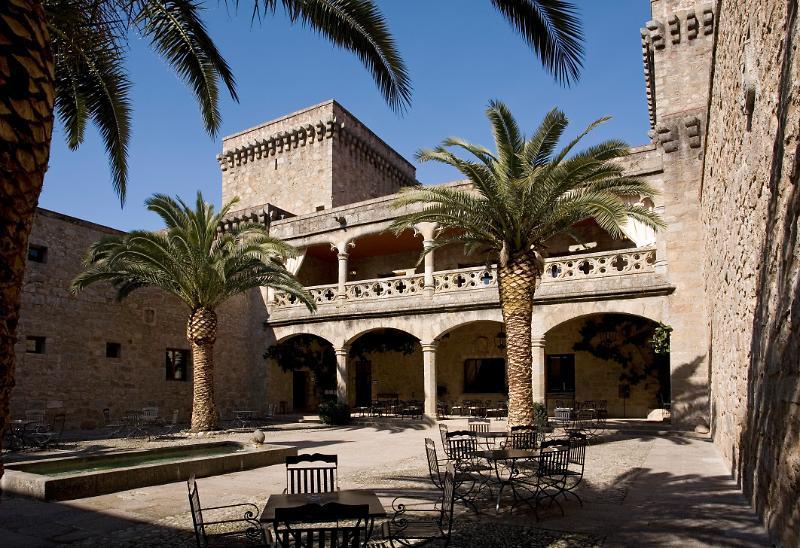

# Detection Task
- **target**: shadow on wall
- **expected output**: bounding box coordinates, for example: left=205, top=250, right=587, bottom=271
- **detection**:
left=739, top=132, right=800, bottom=541
left=735, top=7, right=800, bottom=541
left=671, top=355, right=709, bottom=428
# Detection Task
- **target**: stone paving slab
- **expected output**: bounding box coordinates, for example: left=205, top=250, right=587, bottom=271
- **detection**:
left=0, top=420, right=771, bottom=546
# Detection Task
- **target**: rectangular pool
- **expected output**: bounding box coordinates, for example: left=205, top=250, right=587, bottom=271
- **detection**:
left=1, top=441, right=296, bottom=501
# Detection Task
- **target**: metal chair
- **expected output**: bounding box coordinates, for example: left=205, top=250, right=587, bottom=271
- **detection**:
left=273, top=502, right=370, bottom=548
left=385, top=464, right=456, bottom=547
left=102, top=408, right=124, bottom=436
left=505, top=427, right=537, bottom=450
left=285, top=453, right=338, bottom=494
left=29, top=413, right=65, bottom=449
left=187, top=475, right=269, bottom=547
left=438, top=423, right=449, bottom=456
left=559, top=433, right=587, bottom=506
left=467, top=418, right=489, bottom=433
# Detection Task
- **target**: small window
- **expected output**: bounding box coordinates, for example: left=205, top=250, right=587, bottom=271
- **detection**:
left=106, top=342, right=121, bottom=358
left=28, top=244, right=47, bottom=263
left=166, top=348, right=189, bottom=381
left=464, top=358, right=506, bottom=393
left=315, top=205, right=325, bottom=212
left=546, top=354, right=576, bottom=393
left=26, top=336, right=46, bottom=354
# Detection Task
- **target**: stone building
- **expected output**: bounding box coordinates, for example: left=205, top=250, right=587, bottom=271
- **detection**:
left=9, top=1, right=798, bottom=543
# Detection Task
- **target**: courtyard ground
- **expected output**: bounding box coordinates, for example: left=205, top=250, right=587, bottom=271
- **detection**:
left=0, top=420, right=770, bottom=547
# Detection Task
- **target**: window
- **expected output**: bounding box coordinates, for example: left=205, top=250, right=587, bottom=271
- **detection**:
left=165, top=349, right=189, bottom=381
left=315, top=205, right=325, bottom=212
left=546, top=354, right=575, bottom=393
left=28, top=244, right=47, bottom=263
left=463, top=358, right=506, bottom=393
left=106, top=342, right=121, bottom=358
left=26, top=336, right=46, bottom=354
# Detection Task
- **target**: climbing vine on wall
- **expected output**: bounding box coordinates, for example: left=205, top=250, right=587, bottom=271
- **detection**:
left=264, top=329, right=419, bottom=393
left=264, top=335, right=337, bottom=390
left=572, top=314, right=663, bottom=386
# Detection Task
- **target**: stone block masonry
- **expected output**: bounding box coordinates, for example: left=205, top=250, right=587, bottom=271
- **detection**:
left=219, top=100, right=416, bottom=216
left=701, top=0, right=800, bottom=545
left=12, top=209, right=269, bottom=430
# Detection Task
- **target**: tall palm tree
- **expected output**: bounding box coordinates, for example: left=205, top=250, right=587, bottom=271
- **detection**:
left=0, top=0, right=581, bottom=469
left=391, top=101, right=663, bottom=427
left=71, top=193, right=314, bottom=431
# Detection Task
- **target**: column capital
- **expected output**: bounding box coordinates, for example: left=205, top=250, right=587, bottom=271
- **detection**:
left=531, top=336, right=546, bottom=348
left=336, top=252, right=349, bottom=261
left=420, top=341, right=438, bottom=352
left=334, top=345, right=350, bottom=356
left=331, top=240, right=355, bottom=255
left=413, top=221, right=439, bottom=241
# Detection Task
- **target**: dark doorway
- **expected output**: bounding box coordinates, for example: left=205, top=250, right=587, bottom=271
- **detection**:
left=355, top=361, right=372, bottom=406
left=293, top=370, right=308, bottom=412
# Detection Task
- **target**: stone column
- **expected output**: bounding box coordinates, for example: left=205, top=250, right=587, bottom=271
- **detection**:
left=332, top=240, right=353, bottom=300
left=423, top=240, right=435, bottom=296
left=414, top=222, right=439, bottom=296
left=337, top=252, right=349, bottom=299
left=335, top=346, right=349, bottom=404
left=421, top=341, right=438, bottom=418
left=531, top=336, right=547, bottom=406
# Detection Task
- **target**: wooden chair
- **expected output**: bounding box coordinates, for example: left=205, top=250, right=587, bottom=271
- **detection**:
left=273, top=502, right=369, bottom=548
left=285, top=454, right=338, bottom=494
left=385, top=464, right=456, bottom=547
left=187, top=476, right=270, bottom=547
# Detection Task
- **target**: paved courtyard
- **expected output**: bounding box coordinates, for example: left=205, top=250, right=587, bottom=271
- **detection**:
left=0, top=420, right=770, bottom=547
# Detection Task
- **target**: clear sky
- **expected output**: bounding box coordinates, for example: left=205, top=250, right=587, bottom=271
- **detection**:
left=41, top=0, right=652, bottom=231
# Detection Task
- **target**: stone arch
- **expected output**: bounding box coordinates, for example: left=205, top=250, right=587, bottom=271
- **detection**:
left=532, top=296, right=667, bottom=336
left=426, top=308, right=503, bottom=342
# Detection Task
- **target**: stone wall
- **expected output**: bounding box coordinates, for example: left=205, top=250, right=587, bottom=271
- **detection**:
left=701, top=0, right=800, bottom=543
left=219, top=101, right=416, bottom=216
left=12, top=210, right=267, bottom=430
left=642, top=0, right=715, bottom=427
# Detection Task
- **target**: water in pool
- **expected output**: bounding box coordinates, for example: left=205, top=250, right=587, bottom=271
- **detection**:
left=23, top=444, right=245, bottom=477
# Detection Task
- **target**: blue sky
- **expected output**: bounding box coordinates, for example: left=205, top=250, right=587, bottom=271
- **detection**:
left=42, top=1, right=651, bottom=231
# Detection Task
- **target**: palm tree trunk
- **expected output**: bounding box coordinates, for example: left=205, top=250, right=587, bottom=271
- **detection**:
left=497, top=250, right=543, bottom=427
left=187, top=308, right=218, bottom=431
left=0, top=1, right=55, bottom=475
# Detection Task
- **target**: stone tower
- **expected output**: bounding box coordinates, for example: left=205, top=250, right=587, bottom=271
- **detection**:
left=642, top=0, right=715, bottom=426
left=217, top=100, right=417, bottom=216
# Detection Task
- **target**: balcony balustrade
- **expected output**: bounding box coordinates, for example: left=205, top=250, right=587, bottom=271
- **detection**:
left=271, top=246, right=657, bottom=308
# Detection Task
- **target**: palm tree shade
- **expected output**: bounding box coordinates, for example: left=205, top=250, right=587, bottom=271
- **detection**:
left=71, top=193, right=314, bottom=431
left=391, top=101, right=664, bottom=426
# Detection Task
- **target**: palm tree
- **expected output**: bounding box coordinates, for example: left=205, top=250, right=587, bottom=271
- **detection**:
left=0, top=0, right=581, bottom=468
left=391, top=101, right=663, bottom=427
left=71, top=193, right=314, bottom=431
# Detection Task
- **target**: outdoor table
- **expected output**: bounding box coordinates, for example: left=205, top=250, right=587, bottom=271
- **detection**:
left=261, top=489, right=387, bottom=538
left=473, top=448, right=542, bottom=512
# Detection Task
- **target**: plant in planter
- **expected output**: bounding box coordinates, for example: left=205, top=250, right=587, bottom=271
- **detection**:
left=318, top=401, right=352, bottom=426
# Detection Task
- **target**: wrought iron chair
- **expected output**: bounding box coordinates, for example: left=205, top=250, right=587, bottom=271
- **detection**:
left=438, top=423, right=449, bottom=456
left=534, top=441, right=572, bottom=518
left=505, top=427, right=537, bottom=450
left=467, top=418, right=489, bottom=433
left=187, top=476, right=270, bottom=547
left=285, top=454, right=338, bottom=494
left=272, top=502, right=370, bottom=548
left=102, top=407, right=124, bottom=437
left=385, top=464, right=456, bottom=547
left=556, top=433, right=587, bottom=506
left=30, top=412, right=66, bottom=449
left=425, top=438, right=481, bottom=512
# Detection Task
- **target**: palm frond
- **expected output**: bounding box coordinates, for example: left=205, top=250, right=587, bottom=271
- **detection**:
left=490, top=0, right=583, bottom=86
left=136, top=0, right=239, bottom=136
